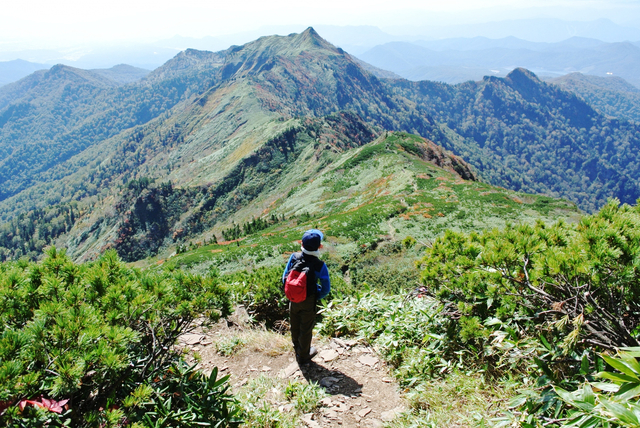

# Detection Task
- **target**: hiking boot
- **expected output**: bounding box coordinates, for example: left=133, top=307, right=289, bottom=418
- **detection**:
left=296, top=347, right=318, bottom=365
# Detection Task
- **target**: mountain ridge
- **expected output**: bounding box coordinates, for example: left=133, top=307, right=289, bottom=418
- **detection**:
left=0, top=28, right=638, bottom=262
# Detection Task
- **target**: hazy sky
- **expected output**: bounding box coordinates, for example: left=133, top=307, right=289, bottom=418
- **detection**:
left=2, top=0, right=639, bottom=49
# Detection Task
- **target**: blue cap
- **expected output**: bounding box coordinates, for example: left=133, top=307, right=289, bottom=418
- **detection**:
left=302, top=229, right=323, bottom=251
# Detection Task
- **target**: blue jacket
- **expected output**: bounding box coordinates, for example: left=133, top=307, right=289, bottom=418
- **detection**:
left=282, top=252, right=331, bottom=300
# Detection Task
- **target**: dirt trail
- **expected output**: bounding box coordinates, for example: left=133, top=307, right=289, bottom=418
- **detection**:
left=180, top=311, right=406, bottom=427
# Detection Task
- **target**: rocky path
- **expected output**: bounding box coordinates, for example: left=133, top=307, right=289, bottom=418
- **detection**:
left=179, top=313, right=406, bottom=427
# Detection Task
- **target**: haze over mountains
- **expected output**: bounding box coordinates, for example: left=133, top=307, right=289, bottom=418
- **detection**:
left=358, top=37, right=640, bottom=88
left=2, top=18, right=640, bottom=88
left=0, top=28, right=639, bottom=262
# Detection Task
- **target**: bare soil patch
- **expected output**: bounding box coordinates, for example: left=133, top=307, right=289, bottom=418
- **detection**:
left=179, top=310, right=406, bottom=427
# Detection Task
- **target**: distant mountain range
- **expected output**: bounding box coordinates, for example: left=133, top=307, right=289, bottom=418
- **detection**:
left=0, top=59, right=49, bottom=87
left=0, top=28, right=638, bottom=262
left=1, top=19, right=639, bottom=86
left=394, top=18, right=640, bottom=44
left=358, top=37, right=640, bottom=88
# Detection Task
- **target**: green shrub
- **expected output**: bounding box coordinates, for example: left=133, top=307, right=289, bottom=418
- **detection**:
left=419, top=199, right=640, bottom=354
left=283, top=380, right=326, bottom=413
left=222, top=265, right=289, bottom=327
left=0, top=247, right=238, bottom=427
left=216, top=336, right=247, bottom=356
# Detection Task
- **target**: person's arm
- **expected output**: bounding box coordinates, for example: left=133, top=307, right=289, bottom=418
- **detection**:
left=282, top=254, right=295, bottom=284
left=316, top=263, right=331, bottom=300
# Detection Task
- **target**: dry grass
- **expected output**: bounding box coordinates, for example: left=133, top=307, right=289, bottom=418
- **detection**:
left=243, top=330, right=291, bottom=357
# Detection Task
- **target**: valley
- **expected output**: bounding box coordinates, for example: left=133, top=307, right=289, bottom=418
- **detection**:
left=1, top=27, right=640, bottom=427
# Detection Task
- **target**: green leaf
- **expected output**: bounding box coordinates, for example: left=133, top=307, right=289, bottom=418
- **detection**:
left=619, top=353, right=640, bottom=377
left=620, top=347, right=640, bottom=358
left=207, top=367, right=219, bottom=388
left=554, top=386, right=595, bottom=412
left=508, top=395, right=527, bottom=408
left=535, top=356, right=556, bottom=382
left=484, top=317, right=502, bottom=326
left=602, top=355, right=640, bottom=381
left=616, top=383, right=640, bottom=401
left=577, top=415, right=605, bottom=428
left=599, top=398, right=640, bottom=426
left=539, top=334, right=553, bottom=351
left=212, top=374, right=230, bottom=389
left=581, top=383, right=596, bottom=406
left=598, top=371, right=639, bottom=385
left=591, top=382, right=620, bottom=393
left=581, top=352, right=590, bottom=375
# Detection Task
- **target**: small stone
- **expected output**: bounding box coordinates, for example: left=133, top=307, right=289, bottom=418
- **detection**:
left=357, top=407, right=372, bottom=417
left=262, top=366, right=271, bottom=372
left=358, top=355, right=378, bottom=367
left=319, top=349, right=339, bottom=362
left=323, top=409, right=338, bottom=419
left=354, top=362, right=363, bottom=368
left=367, top=418, right=384, bottom=428
left=301, top=413, right=320, bottom=428
left=179, top=334, right=204, bottom=345
left=281, top=362, right=299, bottom=378
left=282, top=403, right=294, bottom=412
left=320, top=397, right=334, bottom=407
left=381, top=408, right=401, bottom=422
left=334, top=402, right=352, bottom=412
left=382, top=377, right=393, bottom=383
left=355, top=416, right=362, bottom=422
left=332, top=337, right=348, bottom=348
left=220, top=366, right=229, bottom=372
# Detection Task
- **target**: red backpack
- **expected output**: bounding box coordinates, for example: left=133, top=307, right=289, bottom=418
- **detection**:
left=284, top=256, right=316, bottom=303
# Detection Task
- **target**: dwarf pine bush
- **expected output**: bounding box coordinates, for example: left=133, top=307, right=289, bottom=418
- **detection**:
left=0, top=247, right=239, bottom=427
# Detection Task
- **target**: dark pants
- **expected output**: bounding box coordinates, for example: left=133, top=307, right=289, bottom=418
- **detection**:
left=290, top=296, right=316, bottom=361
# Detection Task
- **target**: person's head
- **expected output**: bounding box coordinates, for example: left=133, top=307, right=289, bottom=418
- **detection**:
left=301, top=229, right=323, bottom=251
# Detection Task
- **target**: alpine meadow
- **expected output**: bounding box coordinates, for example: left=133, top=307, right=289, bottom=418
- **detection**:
left=1, top=28, right=640, bottom=427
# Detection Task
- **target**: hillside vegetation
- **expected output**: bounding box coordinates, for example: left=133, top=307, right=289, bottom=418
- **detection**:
left=0, top=29, right=638, bottom=260
left=393, top=69, right=640, bottom=212
left=2, top=195, right=639, bottom=426
left=550, top=72, right=640, bottom=123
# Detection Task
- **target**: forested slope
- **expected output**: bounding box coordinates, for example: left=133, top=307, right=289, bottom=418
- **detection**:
left=0, top=28, right=638, bottom=262
left=390, top=68, right=640, bottom=212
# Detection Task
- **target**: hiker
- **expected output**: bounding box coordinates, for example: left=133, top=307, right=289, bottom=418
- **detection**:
left=282, top=229, right=331, bottom=364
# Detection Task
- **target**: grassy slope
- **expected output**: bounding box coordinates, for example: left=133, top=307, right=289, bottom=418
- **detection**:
left=157, top=131, right=580, bottom=277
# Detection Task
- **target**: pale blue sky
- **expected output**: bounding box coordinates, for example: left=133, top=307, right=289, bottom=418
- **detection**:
left=1, top=0, right=639, bottom=49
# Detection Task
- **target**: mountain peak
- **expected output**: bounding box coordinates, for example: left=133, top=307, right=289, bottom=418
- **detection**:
left=506, top=67, right=540, bottom=84
left=44, top=64, right=117, bottom=88
left=291, top=27, right=340, bottom=52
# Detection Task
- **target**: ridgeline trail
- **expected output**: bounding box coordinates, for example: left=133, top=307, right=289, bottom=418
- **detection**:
left=179, top=307, right=406, bottom=427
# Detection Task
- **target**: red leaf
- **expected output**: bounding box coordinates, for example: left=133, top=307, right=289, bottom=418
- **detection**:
left=17, top=396, right=69, bottom=414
